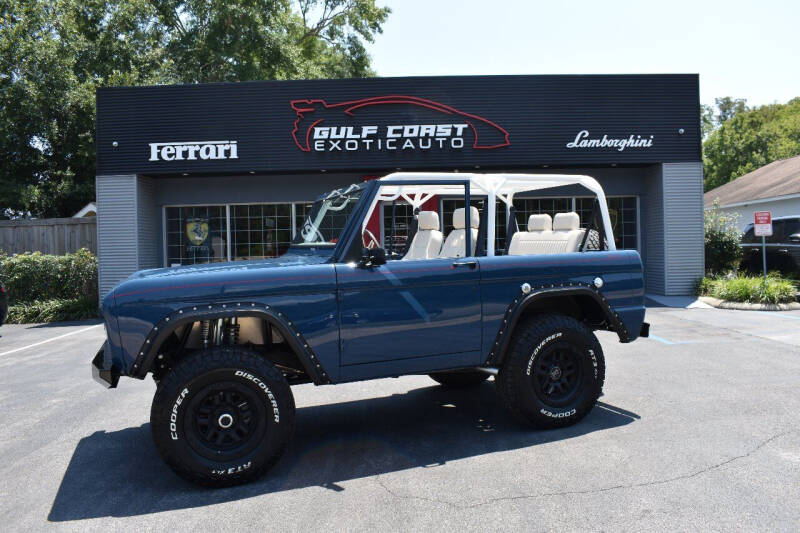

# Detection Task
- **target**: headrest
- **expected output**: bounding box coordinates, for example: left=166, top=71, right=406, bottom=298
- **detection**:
left=452, top=206, right=480, bottom=230
left=553, top=212, right=580, bottom=231
left=528, top=214, right=552, bottom=231
left=417, top=210, right=440, bottom=231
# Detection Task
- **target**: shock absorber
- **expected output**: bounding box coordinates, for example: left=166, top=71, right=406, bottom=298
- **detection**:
left=225, top=317, right=240, bottom=346
left=201, top=320, right=211, bottom=348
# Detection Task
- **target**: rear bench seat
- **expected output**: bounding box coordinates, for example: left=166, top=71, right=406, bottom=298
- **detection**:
left=508, top=212, right=585, bottom=255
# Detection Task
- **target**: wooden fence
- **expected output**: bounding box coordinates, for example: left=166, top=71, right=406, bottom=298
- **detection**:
left=0, top=217, right=97, bottom=255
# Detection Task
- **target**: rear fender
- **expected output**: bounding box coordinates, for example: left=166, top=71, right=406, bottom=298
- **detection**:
left=485, top=283, right=630, bottom=366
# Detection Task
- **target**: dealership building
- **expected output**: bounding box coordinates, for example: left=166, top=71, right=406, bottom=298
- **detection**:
left=95, top=74, right=703, bottom=297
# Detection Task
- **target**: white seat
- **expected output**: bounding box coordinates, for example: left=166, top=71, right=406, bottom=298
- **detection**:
left=402, top=211, right=443, bottom=260
left=438, top=206, right=479, bottom=258
left=508, top=212, right=584, bottom=255
left=508, top=214, right=551, bottom=255
left=552, top=212, right=584, bottom=252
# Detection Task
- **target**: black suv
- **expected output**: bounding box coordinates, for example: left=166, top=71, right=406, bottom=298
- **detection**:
left=741, top=216, right=800, bottom=276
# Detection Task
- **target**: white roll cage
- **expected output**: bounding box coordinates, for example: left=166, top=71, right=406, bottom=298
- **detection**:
left=363, top=172, right=616, bottom=256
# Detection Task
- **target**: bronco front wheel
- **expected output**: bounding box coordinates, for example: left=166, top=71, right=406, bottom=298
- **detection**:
left=496, top=314, right=605, bottom=429
left=150, top=346, right=295, bottom=487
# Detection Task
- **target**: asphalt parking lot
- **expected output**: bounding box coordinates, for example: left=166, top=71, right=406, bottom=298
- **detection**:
left=1, top=306, right=799, bottom=531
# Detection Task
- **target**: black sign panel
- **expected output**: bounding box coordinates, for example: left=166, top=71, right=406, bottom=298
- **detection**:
left=95, top=74, right=700, bottom=175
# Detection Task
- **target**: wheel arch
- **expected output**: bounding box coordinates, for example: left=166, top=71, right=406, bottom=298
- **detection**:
left=131, top=302, right=331, bottom=384
left=486, top=284, right=629, bottom=366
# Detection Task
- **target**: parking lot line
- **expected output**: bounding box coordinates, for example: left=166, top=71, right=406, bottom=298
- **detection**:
left=751, top=311, right=800, bottom=320
left=0, top=324, right=102, bottom=357
left=647, top=334, right=676, bottom=345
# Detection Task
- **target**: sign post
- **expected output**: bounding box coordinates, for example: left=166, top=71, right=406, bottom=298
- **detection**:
left=753, top=211, right=772, bottom=283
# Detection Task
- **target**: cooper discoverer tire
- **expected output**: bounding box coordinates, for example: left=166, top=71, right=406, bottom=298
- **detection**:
left=496, top=314, right=604, bottom=429
left=150, top=346, right=295, bottom=487
left=429, top=370, right=490, bottom=387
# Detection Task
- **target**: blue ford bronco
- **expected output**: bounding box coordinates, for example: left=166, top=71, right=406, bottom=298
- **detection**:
left=93, top=173, right=648, bottom=487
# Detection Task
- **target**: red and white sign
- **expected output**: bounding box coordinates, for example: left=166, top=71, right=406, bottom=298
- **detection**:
left=754, top=211, right=773, bottom=237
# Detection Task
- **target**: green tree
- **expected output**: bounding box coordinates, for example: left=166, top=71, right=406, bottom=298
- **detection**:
left=701, top=104, right=715, bottom=139
left=700, top=97, right=748, bottom=140
left=703, top=97, right=800, bottom=191
left=0, top=0, right=389, bottom=218
left=714, top=96, right=747, bottom=124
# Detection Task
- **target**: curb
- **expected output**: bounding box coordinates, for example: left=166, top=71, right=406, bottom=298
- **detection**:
left=698, top=296, right=800, bottom=311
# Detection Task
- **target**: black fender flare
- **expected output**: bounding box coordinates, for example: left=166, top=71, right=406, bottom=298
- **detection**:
left=485, top=283, right=630, bottom=366
left=130, top=302, right=332, bottom=384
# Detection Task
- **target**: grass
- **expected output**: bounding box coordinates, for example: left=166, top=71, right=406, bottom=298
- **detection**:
left=6, top=297, right=99, bottom=324
left=697, top=274, right=798, bottom=305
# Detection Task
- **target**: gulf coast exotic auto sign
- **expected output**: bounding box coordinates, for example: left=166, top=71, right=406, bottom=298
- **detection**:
left=290, top=95, right=511, bottom=153
left=95, top=75, right=701, bottom=174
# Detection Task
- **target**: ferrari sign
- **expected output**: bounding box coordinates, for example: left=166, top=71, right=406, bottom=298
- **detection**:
left=186, top=218, right=208, bottom=251
left=754, top=211, right=772, bottom=237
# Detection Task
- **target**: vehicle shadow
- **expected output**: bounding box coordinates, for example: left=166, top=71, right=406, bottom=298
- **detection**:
left=48, top=383, right=639, bottom=521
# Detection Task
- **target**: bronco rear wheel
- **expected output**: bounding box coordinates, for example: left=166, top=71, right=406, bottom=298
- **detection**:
left=496, top=314, right=604, bottom=429
left=150, top=346, right=295, bottom=487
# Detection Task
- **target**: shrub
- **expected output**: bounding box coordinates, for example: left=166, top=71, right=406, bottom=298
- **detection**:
left=697, top=274, right=797, bottom=304
left=6, top=297, right=99, bottom=324
left=704, top=202, right=743, bottom=275
left=0, top=248, right=98, bottom=304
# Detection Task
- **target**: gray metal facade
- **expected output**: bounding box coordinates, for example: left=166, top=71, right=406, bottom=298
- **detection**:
left=96, top=164, right=705, bottom=297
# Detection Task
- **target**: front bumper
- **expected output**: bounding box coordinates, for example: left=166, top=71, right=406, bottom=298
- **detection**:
left=92, top=343, right=120, bottom=388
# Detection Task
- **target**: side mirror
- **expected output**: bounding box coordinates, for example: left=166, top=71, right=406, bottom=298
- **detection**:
left=788, top=233, right=800, bottom=243
left=358, top=247, right=387, bottom=268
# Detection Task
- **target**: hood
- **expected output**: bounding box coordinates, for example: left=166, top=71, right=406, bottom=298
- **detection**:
left=127, top=249, right=331, bottom=281
left=110, top=248, right=337, bottom=304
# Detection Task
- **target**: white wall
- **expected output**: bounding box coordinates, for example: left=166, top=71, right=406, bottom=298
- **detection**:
left=713, top=196, right=800, bottom=232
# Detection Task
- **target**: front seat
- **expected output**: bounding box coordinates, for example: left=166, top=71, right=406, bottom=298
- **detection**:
left=402, top=211, right=443, bottom=260
left=439, top=206, right=480, bottom=258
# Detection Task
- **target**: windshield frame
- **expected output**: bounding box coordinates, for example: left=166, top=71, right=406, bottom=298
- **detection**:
left=291, top=182, right=369, bottom=247
left=287, top=181, right=376, bottom=262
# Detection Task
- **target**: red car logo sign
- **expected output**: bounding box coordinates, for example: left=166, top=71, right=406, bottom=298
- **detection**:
left=291, top=95, right=510, bottom=153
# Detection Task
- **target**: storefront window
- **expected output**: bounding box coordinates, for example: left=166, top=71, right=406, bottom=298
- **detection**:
left=166, top=202, right=312, bottom=265
left=382, top=202, right=414, bottom=253
left=165, top=206, right=228, bottom=266
left=513, top=197, right=572, bottom=228
left=231, top=204, right=293, bottom=260
left=440, top=195, right=638, bottom=253
left=576, top=197, right=638, bottom=250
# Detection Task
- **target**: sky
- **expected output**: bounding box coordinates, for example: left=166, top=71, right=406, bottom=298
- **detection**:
left=368, top=0, right=799, bottom=108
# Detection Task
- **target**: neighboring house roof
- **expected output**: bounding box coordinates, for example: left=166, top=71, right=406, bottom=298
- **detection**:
left=704, top=155, right=800, bottom=208
left=73, top=202, right=97, bottom=217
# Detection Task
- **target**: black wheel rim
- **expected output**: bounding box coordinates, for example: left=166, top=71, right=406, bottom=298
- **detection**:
left=184, top=380, right=266, bottom=461
left=531, top=343, right=584, bottom=406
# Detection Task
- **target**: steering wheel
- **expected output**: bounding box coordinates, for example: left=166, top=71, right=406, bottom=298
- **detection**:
left=362, top=228, right=380, bottom=249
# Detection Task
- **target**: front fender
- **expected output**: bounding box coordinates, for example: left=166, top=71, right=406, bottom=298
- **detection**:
left=130, top=302, right=333, bottom=384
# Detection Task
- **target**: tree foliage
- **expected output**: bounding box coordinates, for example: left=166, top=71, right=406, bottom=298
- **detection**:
left=1, top=0, right=389, bottom=218
left=701, top=97, right=748, bottom=140
left=703, top=97, right=800, bottom=191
